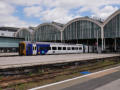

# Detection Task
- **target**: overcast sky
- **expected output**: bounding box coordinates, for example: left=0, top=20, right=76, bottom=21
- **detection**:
left=0, top=0, right=120, bottom=27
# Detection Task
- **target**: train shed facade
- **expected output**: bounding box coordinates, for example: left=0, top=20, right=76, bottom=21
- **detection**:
left=15, top=28, right=33, bottom=41
left=0, top=9, right=120, bottom=53
left=62, top=17, right=103, bottom=52
left=34, top=22, right=63, bottom=42
left=103, top=10, right=120, bottom=52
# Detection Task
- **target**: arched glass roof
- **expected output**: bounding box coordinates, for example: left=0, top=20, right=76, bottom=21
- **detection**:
left=63, top=17, right=102, bottom=40
left=103, top=9, right=120, bottom=38
left=34, top=23, right=62, bottom=42
left=15, top=28, right=33, bottom=41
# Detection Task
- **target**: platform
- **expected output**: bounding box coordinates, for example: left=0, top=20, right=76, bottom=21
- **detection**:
left=0, top=53, right=119, bottom=69
left=0, top=53, right=18, bottom=57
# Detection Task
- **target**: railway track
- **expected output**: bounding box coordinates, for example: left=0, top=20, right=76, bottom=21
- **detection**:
left=0, top=59, right=119, bottom=89
left=0, top=67, right=73, bottom=88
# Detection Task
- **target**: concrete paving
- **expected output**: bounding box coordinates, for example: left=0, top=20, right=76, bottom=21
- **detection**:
left=95, top=79, right=120, bottom=90
left=0, top=53, right=119, bottom=69
left=62, top=70, right=120, bottom=90
left=0, top=53, right=18, bottom=56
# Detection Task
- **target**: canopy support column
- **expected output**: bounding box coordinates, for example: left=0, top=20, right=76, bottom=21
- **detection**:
left=114, top=38, right=117, bottom=51
left=101, top=27, right=104, bottom=51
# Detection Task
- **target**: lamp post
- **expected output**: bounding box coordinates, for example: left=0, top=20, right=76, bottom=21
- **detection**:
left=114, top=38, right=117, bottom=51
left=55, top=34, right=56, bottom=42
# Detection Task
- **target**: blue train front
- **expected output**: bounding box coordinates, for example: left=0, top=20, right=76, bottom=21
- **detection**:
left=19, top=41, right=50, bottom=56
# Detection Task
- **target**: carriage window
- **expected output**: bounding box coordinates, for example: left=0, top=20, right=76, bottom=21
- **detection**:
left=72, top=47, right=74, bottom=50
left=67, top=47, right=71, bottom=50
left=39, top=47, right=44, bottom=50
left=39, top=47, right=51, bottom=50
left=58, top=47, right=62, bottom=50
left=77, top=47, right=78, bottom=50
left=47, top=47, right=51, bottom=50
left=27, top=46, right=31, bottom=50
left=45, top=47, right=51, bottom=50
left=38, top=47, right=40, bottom=50
left=79, top=47, right=82, bottom=50
left=75, top=47, right=78, bottom=50
left=52, top=47, right=57, bottom=50
left=63, top=47, right=66, bottom=50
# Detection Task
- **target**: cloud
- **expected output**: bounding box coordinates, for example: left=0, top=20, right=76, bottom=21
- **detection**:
left=91, top=5, right=119, bottom=19
left=4, top=0, right=42, bottom=6
left=0, top=1, right=15, bottom=15
left=0, top=0, right=120, bottom=27
left=0, top=15, right=28, bottom=27
left=24, top=6, right=42, bottom=17
left=0, top=0, right=37, bottom=27
left=24, top=6, right=80, bottom=23
left=41, top=8, right=72, bottom=23
left=23, top=0, right=120, bottom=23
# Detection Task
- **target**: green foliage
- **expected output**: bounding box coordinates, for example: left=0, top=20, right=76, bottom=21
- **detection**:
left=19, top=84, right=25, bottom=90
left=0, top=76, right=3, bottom=80
left=38, top=69, right=44, bottom=74
left=28, top=72, right=33, bottom=76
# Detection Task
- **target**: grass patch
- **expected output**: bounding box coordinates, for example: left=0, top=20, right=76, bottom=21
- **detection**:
left=0, top=76, right=3, bottom=80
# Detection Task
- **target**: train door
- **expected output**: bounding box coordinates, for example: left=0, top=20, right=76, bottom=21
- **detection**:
left=33, top=44, right=37, bottom=55
left=19, top=43, right=25, bottom=56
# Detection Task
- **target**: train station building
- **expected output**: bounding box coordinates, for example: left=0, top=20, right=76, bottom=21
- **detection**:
left=0, top=27, right=24, bottom=53
left=0, top=9, right=120, bottom=53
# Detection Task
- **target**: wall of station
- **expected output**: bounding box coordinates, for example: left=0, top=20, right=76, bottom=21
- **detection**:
left=0, top=37, right=24, bottom=52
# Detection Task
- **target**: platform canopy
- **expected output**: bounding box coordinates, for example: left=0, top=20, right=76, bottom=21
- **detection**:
left=0, top=37, right=24, bottom=48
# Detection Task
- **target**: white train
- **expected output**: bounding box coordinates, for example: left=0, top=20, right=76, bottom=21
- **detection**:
left=19, top=41, right=89, bottom=56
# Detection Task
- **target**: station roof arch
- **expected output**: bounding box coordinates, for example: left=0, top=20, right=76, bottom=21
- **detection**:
left=103, top=9, right=120, bottom=27
left=15, top=28, right=33, bottom=37
left=35, top=22, right=62, bottom=32
left=63, top=17, right=103, bottom=31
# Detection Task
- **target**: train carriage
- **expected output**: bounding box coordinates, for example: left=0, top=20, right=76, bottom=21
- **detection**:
left=19, top=41, right=86, bottom=56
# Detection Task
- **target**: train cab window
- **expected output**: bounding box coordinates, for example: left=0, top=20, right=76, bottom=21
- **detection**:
left=33, top=47, right=36, bottom=50
left=67, top=47, right=71, bottom=50
left=63, top=47, right=66, bottom=50
left=79, top=47, right=82, bottom=50
left=58, top=47, right=62, bottom=50
left=52, top=47, right=57, bottom=50
left=35, top=47, right=36, bottom=50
